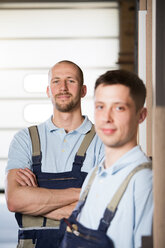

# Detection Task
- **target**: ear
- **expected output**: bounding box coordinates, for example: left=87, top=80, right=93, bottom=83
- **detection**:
left=46, top=85, right=50, bottom=98
left=138, top=107, right=147, bottom=124
left=81, top=85, right=87, bottom=98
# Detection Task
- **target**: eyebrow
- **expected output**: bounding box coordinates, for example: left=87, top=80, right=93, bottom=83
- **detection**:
left=95, top=100, right=131, bottom=107
left=51, top=76, right=76, bottom=80
left=95, top=101, right=104, bottom=104
left=66, top=76, right=75, bottom=79
left=113, top=101, right=130, bottom=106
left=51, top=77, right=58, bottom=79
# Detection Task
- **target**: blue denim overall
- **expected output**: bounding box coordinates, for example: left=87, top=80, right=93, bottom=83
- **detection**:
left=59, top=162, right=152, bottom=248
left=15, top=125, right=95, bottom=248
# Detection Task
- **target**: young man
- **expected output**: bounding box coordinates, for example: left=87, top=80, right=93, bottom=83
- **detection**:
left=67, top=70, right=153, bottom=248
left=5, top=60, right=104, bottom=247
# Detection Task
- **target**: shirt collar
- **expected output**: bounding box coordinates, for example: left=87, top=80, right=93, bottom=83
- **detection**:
left=97, top=145, right=149, bottom=176
left=46, top=115, right=92, bottom=134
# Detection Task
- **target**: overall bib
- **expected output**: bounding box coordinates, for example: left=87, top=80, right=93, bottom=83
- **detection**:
left=59, top=162, right=152, bottom=248
left=15, top=125, right=95, bottom=248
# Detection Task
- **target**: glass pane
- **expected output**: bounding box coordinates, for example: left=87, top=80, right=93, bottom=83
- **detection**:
left=82, top=98, right=94, bottom=123
left=24, top=103, right=52, bottom=123
left=0, top=70, right=48, bottom=97
left=24, top=74, right=48, bottom=93
left=23, top=67, right=119, bottom=96
left=0, top=131, right=17, bottom=157
left=0, top=66, right=119, bottom=99
left=23, top=99, right=100, bottom=125
left=0, top=160, right=7, bottom=189
left=0, top=100, right=51, bottom=127
left=0, top=39, right=119, bottom=68
left=0, top=8, right=118, bottom=38
left=84, top=67, right=119, bottom=97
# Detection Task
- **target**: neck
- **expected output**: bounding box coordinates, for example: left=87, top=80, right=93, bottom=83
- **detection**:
left=52, top=108, right=84, bottom=133
left=104, top=142, right=137, bottom=169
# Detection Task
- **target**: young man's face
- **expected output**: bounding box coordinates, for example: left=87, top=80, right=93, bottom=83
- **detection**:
left=94, top=84, right=146, bottom=151
left=47, top=62, right=86, bottom=112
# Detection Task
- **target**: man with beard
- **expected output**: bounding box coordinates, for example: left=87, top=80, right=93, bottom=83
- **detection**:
left=5, top=60, right=104, bottom=248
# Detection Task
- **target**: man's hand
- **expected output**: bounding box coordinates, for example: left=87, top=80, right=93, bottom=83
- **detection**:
left=44, top=201, right=78, bottom=220
left=16, top=168, right=38, bottom=187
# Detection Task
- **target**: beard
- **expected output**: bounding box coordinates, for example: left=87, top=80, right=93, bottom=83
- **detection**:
left=54, top=93, right=80, bottom=112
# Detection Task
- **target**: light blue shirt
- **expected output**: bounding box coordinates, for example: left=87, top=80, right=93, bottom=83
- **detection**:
left=78, top=146, right=153, bottom=248
left=6, top=116, right=104, bottom=173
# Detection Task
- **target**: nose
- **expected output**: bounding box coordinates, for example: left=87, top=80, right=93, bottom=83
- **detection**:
left=102, top=108, right=113, bottom=123
left=59, top=80, right=68, bottom=91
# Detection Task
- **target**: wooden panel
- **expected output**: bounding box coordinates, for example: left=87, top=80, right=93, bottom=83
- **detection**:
left=139, top=0, right=147, bottom=10
left=146, top=0, right=152, bottom=156
left=153, top=106, right=165, bottom=248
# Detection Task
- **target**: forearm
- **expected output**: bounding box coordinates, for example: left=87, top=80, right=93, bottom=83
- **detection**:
left=43, top=202, right=78, bottom=220
left=5, top=169, right=80, bottom=216
left=10, top=187, right=78, bottom=216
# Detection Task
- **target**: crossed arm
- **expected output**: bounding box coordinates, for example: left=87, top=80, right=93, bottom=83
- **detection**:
left=5, top=168, right=80, bottom=220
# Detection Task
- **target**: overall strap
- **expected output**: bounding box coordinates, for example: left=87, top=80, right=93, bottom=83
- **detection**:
left=107, top=162, right=152, bottom=213
left=21, top=214, right=60, bottom=228
left=29, top=124, right=95, bottom=157
left=28, top=125, right=42, bottom=168
left=98, top=162, right=152, bottom=232
left=72, top=124, right=96, bottom=172
left=73, top=165, right=99, bottom=216
left=76, top=124, right=96, bottom=157
left=29, top=126, right=41, bottom=156
left=79, top=165, right=98, bottom=202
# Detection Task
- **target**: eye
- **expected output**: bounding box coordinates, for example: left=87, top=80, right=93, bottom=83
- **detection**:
left=67, top=79, right=75, bottom=83
left=52, top=80, right=59, bottom=84
left=115, top=106, right=125, bottom=111
left=95, top=105, right=103, bottom=110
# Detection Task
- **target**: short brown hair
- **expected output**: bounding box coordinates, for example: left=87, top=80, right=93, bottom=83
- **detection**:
left=95, top=69, right=146, bottom=111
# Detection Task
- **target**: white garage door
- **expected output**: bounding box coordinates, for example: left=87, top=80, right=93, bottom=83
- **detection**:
left=0, top=1, right=119, bottom=189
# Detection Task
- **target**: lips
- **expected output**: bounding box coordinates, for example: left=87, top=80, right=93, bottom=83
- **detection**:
left=56, top=93, right=72, bottom=100
left=101, top=128, right=116, bottom=135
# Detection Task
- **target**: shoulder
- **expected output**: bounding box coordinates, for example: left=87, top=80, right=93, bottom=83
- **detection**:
left=6, top=128, right=32, bottom=171
left=130, top=164, right=153, bottom=201
left=9, top=121, right=48, bottom=153
left=8, top=126, right=36, bottom=156
left=123, top=147, right=152, bottom=191
left=134, top=166, right=152, bottom=185
left=12, top=127, right=30, bottom=144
